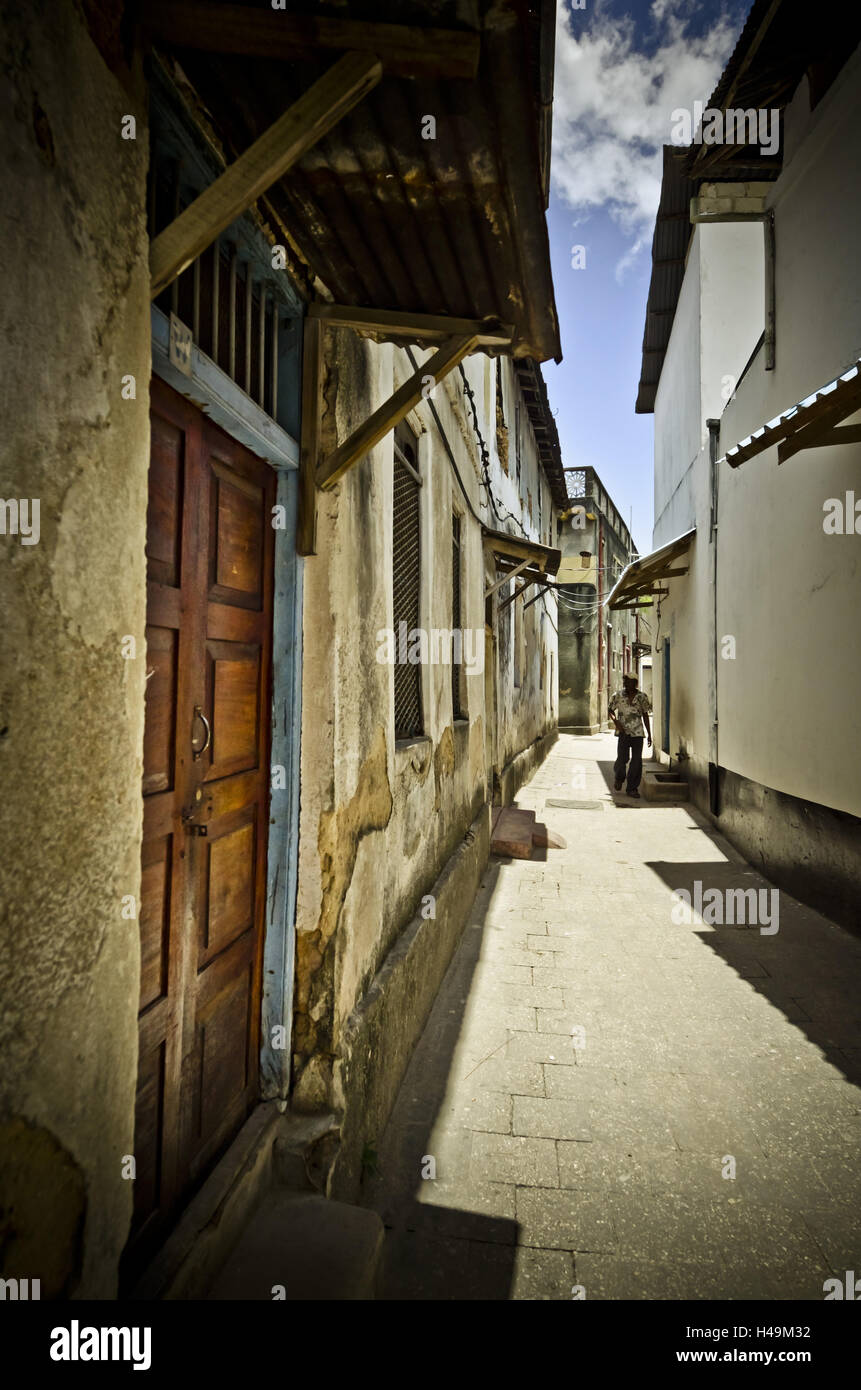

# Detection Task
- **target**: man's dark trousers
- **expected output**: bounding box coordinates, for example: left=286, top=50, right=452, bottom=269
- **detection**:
left=615, top=734, right=644, bottom=792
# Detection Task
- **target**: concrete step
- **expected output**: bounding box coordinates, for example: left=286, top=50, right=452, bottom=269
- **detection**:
left=642, top=770, right=689, bottom=803
left=490, top=806, right=536, bottom=858
left=206, top=1191, right=385, bottom=1301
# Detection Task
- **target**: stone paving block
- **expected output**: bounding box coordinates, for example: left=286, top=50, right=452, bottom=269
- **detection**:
left=513, top=1095, right=594, bottom=1141
left=361, top=732, right=861, bottom=1301
left=444, top=1089, right=512, bottom=1135
left=495, top=963, right=534, bottom=986
left=469, top=1057, right=546, bottom=1097
left=503, top=1031, right=579, bottom=1066
left=470, top=1132, right=559, bottom=1187
left=536, top=1008, right=584, bottom=1036
left=504, top=983, right=566, bottom=1010
left=470, top=1002, right=537, bottom=1032
left=515, top=1186, right=615, bottom=1252
left=800, top=1203, right=861, bottom=1271
left=527, top=933, right=578, bottom=954
left=605, top=1190, right=825, bottom=1270
left=544, top=1064, right=620, bottom=1100
left=511, top=1246, right=576, bottom=1301
left=572, top=1252, right=803, bottom=1301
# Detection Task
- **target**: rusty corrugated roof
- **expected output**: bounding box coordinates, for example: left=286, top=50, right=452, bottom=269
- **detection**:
left=151, top=0, right=561, bottom=362
left=514, top=358, right=569, bottom=509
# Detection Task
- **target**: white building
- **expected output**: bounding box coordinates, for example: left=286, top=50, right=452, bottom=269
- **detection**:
left=613, top=7, right=861, bottom=930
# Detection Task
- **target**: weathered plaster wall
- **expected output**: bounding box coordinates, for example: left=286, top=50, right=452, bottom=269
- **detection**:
left=0, top=1, right=150, bottom=1296
left=490, top=359, right=559, bottom=780
left=293, top=338, right=558, bottom=1184
left=294, top=333, right=490, bottom=1126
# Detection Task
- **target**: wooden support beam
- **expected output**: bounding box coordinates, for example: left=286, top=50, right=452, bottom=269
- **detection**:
left=297, top=317, right=322, bottom=556
left=150, top=52, right=382, bottom=299
left=485, top=559, right=533, bottom=602
left=308, top=303, right=513, bottom=348
left=316, top=334, right=478, bottom=490
left=778, top=388, right=861, bottom=464
left=144, top=1, right=481, bottom=80
left=498, top=578, right=539, bottom=614
left=805, top=424, right=861, bottom=448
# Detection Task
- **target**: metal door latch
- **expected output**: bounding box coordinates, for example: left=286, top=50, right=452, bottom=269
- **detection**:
left=182, top=807, right=208, bottom=836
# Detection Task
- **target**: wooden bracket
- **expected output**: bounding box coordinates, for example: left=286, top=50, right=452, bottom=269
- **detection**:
left=316, top=334, right=478, bottom=490
left=484, top=558, right=533, bottom=601
left=498, top=576, right=546, bottom=613
left=150, top=52, right=382, bottom=299
left=308, top=303, right=513, bottom=348
left=778, top=399, right=861, bottom=464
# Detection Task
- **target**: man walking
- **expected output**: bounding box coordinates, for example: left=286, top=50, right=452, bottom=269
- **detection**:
left=609, top=673, right=652, bottom=798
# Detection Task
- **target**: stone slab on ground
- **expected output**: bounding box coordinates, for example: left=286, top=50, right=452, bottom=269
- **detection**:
left=206, top=1191, right=384, bottom=1300
left=490, top=806, right=536, bottom=859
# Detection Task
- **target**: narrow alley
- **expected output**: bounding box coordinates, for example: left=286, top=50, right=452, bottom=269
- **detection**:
left=364, top=733, right=861, bottom=1300
left=4, top=0, right=861, bottom=1338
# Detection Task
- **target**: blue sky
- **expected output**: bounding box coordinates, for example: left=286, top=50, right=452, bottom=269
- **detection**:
left=544, top=0, right=750, bottom=552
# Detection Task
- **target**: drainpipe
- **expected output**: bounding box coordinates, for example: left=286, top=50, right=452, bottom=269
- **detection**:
left=707, top=417, right=721, bottom=814
left=764, top=211, right=776, bottom=371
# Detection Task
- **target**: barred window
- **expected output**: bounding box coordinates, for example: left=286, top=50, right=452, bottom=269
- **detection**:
left=452, top=513, right=467, bottom=720
left=393, top=431, right=423, bottom=739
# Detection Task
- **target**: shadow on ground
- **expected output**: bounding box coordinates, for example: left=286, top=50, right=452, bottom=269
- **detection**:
left=647, top=860, right=861, bottom=1088
left=359, top=858, right=521, bottom=1299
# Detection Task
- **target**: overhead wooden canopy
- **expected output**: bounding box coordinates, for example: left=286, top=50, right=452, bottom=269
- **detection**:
left=482, top=525, right=561, bottom=601
left=721, top=361, right=861, bottom=467
left=143, top=1, right=481, bottom=80
left=606, top=529, right=695, bottom=610
left=144, top=0, right=561, bottom=364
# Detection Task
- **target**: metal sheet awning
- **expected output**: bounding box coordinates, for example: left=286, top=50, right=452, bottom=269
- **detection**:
left=483, top=525, right=561, bottom=603
left=147, top=0, right=561, bottom=363
left=721, top=361, right=861, bottom=467
left=606, top=528, right=696, bottom=610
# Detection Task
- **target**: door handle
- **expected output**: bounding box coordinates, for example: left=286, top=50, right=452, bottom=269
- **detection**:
left=192, top=705, right=211, bottom=761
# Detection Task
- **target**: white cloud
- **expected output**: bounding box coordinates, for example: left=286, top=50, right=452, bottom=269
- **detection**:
left=552, top=1, right=741, bottom=277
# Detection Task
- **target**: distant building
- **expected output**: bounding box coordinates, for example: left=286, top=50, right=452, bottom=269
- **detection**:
left=557, top=467, right=646, bottom=732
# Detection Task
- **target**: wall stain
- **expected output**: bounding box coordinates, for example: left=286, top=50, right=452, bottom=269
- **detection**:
left=293, top=726, right=393, bottom=1109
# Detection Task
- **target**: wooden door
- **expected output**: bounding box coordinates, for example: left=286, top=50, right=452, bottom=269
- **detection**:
left=128, top=377, right=274, bottom=1273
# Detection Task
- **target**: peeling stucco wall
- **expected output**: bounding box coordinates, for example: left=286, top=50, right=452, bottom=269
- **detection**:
left=292, top=329, right=558, bottom=1181
left=293, top=333, right=495, bottom=1116
left=0, top=0, right=149, bottom=1297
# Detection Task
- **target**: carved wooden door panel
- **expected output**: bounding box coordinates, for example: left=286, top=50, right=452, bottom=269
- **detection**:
left=128, top=377, right=274, bottom=1273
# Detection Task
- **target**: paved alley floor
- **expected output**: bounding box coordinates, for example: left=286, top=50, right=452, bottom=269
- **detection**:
left=362, top=733, right=861, bottom=1300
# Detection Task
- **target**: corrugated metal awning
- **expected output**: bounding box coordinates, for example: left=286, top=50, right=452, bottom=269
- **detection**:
left=721, top=361, right=861, bottom=467
left=482, top=524, right=561, bottom=578
left=149, top=0, right=561, bottom=363
left=606, top=528, right=696, bottom=610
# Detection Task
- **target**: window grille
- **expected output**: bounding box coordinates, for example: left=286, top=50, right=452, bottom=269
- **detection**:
left=393, top=434, right=423, bottom=739
left=148, top=142, right=292, bottom=426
